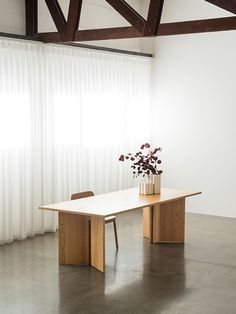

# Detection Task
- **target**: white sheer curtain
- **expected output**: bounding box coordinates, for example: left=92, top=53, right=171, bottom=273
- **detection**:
left=0, top=39, right=152, bottom=244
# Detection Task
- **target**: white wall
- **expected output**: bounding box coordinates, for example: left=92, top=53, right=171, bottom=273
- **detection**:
left=151, top=29, right=236, bottom=218
left=0, top=0, right=25, bottom=34
left=160, top=0, right=234, bottom=22
left=151, top=0, right=236, bottom=218
left=0, top=0, right=142, bottom=52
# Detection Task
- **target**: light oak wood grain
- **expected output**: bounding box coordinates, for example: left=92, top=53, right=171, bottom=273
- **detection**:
left=71, top=191, right=118, bottom=250
left=91, top=216, right=105, bottom=272
left=59, top=212, right=90, bottom=265
left=152, top=199, right=185, bottom=243
left=143, top=207, right=152, bottom=239
left=40, top=188, right=201, bottom=273
left=40, top=188, right=201, bottom=217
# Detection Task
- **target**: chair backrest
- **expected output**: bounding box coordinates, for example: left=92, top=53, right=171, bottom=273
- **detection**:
left=71, top=191, right=94, bottom=200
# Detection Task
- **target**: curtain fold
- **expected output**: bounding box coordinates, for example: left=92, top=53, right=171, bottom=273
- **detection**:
left=0, top=39, right=152, bottom=244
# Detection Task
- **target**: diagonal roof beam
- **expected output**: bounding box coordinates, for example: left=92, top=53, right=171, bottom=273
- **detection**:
left=65, top=0, right=83, bottom=41
left=144, top=0, right=164, bottom=36
left=25, top=0, right=38, bottom=36
left=105, top=0, right=146, bottom=34
left=205, top=0, right=236, bottom=14
left=44, top=0, right=67, bottom=38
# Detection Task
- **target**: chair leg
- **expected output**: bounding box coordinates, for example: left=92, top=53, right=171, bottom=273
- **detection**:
left=113, top=220, right=118, bottom=250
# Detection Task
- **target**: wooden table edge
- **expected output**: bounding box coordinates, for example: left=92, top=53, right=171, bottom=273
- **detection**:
left=39, top=191, right=202, bottom=218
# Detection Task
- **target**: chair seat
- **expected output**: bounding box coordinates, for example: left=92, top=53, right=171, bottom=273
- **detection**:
left=105, top=215, right=116, bottom=223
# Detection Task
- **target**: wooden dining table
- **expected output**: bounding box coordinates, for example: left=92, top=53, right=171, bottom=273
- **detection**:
left=39, top=187, right=201, bottom=272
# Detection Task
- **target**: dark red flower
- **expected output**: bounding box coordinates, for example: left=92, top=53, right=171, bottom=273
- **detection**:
left=119, top=155, right=125, bottom=161
left=119, top=144, right=163, bottom=177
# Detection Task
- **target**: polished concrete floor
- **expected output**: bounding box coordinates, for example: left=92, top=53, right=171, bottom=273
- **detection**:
left=0, top=211, right=236, bottom=314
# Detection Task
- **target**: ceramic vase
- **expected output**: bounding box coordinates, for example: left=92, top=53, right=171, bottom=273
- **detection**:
left=152, top=174, right=161, bottom=194
left=138, top=182, right=154, bottom=195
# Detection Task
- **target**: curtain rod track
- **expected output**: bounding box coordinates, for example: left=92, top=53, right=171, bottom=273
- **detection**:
left=0, top=32, right=152, bottom=58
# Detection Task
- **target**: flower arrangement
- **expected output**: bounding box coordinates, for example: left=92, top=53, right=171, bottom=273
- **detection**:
left=119, top=143, right=163, bottom=177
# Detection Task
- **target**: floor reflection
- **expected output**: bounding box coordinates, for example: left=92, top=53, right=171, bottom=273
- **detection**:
left=59, top=223, right=188, bottom=313
left=2, top=213, right=236, bottom=313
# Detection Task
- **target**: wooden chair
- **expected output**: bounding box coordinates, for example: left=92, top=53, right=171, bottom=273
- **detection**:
left=71, top=191, right=118, bottom=249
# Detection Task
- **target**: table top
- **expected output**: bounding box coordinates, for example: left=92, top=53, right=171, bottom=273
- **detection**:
left=39, top=187, right=201, bottom=217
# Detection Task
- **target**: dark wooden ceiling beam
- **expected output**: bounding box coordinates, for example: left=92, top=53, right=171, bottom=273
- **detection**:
left=144, top=0, right=164, bottom=36
left=44, top=0, right=66, bottom=38
left=65, top=0, right=83, bottom=40
left=39, top=27, right=140, bottom=42
left=38, top=32, right=62, bottom=43
left=38, top=0, right=236, bottom=44
left=157, top=16, right=236, bottom=36
left=105, top=0, right=146, bottom=33
left=74, top=26, right=141, bottom=41
left=25, top=0, right=38, bottom=36
left=39, top=16, right=236, bottom=42
left=76, top=16, right=236, bottom=41
left=205, top=0, right=236, bottom=14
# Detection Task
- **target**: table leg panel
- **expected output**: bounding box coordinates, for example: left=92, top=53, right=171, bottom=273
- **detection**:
left=59, top=212, right=90, bottom=265
left=152, top=198, right=185, bottom=243
left=90, top=216, right=105, bottom=273
left=143, top=207, right=152, bottom=239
